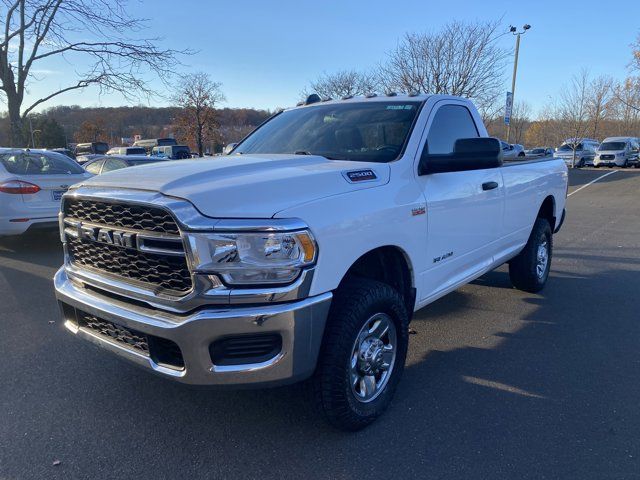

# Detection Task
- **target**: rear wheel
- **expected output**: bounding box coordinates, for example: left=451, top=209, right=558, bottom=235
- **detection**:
left=313, top=278, right=409, bottom=431
left=509, top=217, right=552, bottom=293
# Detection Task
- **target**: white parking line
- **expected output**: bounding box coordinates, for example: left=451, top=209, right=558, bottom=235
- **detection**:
left=567, top=170, right=618, bottom=197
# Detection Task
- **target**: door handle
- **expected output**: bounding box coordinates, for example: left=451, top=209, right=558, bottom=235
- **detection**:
left=482, top=181, right=499, bottom=191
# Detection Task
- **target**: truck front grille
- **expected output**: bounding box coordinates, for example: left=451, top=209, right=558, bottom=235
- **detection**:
left=65, top=199, right=180, bottom=235
left=63, top=198, right=192, bottom=295
left=67, top=237, right=192, bottom=293
left=600, top=154, right=615, bottom=160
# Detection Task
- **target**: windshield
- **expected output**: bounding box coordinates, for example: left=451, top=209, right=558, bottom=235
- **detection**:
left=531, top=148, right=545, bottom=154
left=0, top=152, right=85, bottom=175
left=558, top=143, right=583, bottom=151
left=599, top=142, right=626, bottom=151
left=234, top=101, right=422, bottom=163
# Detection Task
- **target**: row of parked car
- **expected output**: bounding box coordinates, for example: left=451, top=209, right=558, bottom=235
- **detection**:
left=0, top=139, right=195, bottom=236
left=71, top=138, right=192, bottom=164
left=503, top=136, right=640, bottom=168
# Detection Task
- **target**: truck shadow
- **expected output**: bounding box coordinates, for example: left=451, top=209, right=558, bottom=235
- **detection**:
left=2, top=237, right=638, bottom=478
left=0, top=231, right=63, bottom=268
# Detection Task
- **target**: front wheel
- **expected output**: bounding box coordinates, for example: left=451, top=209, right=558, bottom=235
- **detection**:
left=509, top=217, right=552, bottom=293
left=313, top=278, right=409, bottom=431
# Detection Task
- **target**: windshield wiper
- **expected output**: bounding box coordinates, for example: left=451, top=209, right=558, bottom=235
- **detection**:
left=293, top=150, right=342, bottom=160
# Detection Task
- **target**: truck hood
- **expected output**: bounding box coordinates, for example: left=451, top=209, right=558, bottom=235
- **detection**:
left=76, top=154, right=390, bottom=218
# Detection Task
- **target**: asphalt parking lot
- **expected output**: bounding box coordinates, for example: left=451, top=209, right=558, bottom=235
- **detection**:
left=1, top=168, right=639, bottom=479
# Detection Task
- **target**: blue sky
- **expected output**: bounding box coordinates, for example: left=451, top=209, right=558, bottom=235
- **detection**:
left=24, top=0, right=639, bottom=116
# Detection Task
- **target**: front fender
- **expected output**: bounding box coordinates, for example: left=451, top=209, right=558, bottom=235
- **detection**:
left=274, top=183, right=427, bottom=298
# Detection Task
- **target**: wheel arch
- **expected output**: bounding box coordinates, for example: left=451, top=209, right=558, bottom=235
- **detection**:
left=537, top=195, right=557, bottom=231
left=337, top=245, right=416, bottom=315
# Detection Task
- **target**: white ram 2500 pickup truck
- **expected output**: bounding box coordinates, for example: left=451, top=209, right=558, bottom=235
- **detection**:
left=54, top=94, right=568, bottom=430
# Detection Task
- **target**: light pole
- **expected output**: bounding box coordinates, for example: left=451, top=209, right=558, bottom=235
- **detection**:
left=506, top=23, right=531, bottom=143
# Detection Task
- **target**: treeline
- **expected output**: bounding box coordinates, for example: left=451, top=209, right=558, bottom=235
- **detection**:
left=0, top=105, right=271, bottom=151
left=485, top=74, right=640, bottom=148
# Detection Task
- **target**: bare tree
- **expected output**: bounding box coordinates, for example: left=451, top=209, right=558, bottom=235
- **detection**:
left=611, top=78, right=640, bottom=133
left=524, top=103, right=564, bottom=148
left=612, top=32, right=640, bottom=114
left=379, top=20, right=508, bottom=117
left=509, top=101, right=532, bottom=145
left=0, top=0, right=185, bottom=146
left=303, top=70, right=379, bottom=100
left=587, top=75, right=613, bottom=139
left=557, top=70, right=592, bottom=167
left=631, top=32, right=640, bottom=73
left=172, top=72, right=225, bottom=157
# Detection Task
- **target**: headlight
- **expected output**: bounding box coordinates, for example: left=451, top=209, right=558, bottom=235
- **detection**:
left=186, top=230, right=317, bottom=286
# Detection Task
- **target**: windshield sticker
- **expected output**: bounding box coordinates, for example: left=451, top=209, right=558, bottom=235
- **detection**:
left=386, top=105, right=416, bottom=110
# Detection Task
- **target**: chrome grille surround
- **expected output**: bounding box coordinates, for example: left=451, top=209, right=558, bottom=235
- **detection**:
left=60, top=187, right=315, bottom=313
left=62, top=194, right=194, bottom=297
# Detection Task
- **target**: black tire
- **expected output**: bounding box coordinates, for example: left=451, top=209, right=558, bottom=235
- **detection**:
left=313, top=278, right=409, bottom=431
left=622, top=159, right=629, bottom=168
left=509, top=217, right=552, bottom=293
left=518, top=151, right=525, bottom=157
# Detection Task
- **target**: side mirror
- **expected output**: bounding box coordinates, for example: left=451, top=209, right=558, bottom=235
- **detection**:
left=419, top=137, right=503, bottom=175
left=223, top=143, right=238, bottom=155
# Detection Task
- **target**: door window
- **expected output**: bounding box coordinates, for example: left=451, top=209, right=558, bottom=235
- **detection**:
left=425, top=105, right=479, bottom=155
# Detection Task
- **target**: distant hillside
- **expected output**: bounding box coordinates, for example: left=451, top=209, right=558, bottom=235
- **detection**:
left=0, top=105, right=272, bottom=151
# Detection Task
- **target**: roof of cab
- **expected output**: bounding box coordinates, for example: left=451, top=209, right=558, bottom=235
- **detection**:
left=288, top=93, right=439, bottom=111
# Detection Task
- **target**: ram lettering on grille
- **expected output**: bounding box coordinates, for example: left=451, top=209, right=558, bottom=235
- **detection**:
left=63, top=199, right=192, bottom=295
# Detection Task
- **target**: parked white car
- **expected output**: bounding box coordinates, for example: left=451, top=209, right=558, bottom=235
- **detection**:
left=500, top=141, right=526, bottom=159
left=54, top=94, right=568, bottom=430
left=0, top=149, right=92, bottom=236
left=106, top=146, right=148, bottom=156
left=593, top=137, right=640, bottom=168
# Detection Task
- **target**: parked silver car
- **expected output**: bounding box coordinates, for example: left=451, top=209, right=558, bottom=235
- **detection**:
left=500, top=141, right=526, bottom=159
left=0, top=149, right=91, bottom=236
left=83, top=155, right=168, bottom=175
left=554, top=139, right=599, bottom=168
left=593, top=137, right=640, bottom=168
left=526, top=147, right=554, bottom=158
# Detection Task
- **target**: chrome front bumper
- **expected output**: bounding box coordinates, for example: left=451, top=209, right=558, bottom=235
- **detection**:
left=54, top=268, right=332, bottom=386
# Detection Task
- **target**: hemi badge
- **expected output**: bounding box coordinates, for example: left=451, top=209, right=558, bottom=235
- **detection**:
left=412, top=205, right=426, bottom=216
left=344, top=169, right=377, bottom=183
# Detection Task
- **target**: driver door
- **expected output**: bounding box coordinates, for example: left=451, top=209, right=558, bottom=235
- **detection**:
left=416, top=102, right=505, bottom=302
